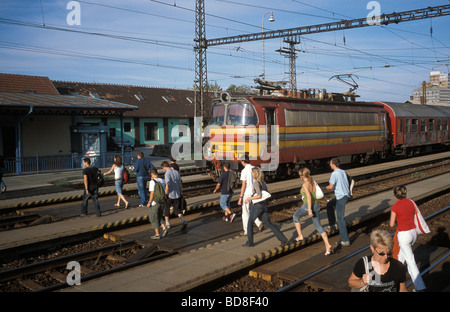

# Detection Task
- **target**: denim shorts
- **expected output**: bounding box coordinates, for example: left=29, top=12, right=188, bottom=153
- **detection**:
left=115, top=179, right=123, bottom=195
left=293, top=202, right=325, bottom=234
left=220, top=194, right=232, bottom=211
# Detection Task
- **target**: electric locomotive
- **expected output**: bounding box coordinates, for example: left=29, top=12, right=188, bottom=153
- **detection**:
left=199, top=91, right=450, bottom=182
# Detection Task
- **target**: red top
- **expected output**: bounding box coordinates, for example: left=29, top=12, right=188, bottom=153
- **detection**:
left=391, top=199, right=416, bottom=231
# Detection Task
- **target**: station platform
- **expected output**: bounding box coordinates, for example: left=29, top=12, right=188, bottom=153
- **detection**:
left=2, top=151, right=449, bottom=212
left=1, top=152, right=449, bottom=252
left=0, top=159, right=199, bottom=210
left=58, top=172, right=449, bottom=292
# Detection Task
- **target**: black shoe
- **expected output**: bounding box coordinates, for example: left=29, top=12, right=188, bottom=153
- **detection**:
left=181, top=221, right=188, bottom=230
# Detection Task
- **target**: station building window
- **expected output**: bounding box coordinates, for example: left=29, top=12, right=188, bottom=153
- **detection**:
left=144, top=122, right=159, bottom=141
left=124, top=122, right=132, bottom=132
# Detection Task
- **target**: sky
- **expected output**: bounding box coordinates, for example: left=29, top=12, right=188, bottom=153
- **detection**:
left=0, top=0, right=449, bottom=102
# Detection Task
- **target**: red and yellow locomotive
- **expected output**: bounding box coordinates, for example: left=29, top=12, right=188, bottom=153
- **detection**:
left=201, top=92, right=450, bottom=181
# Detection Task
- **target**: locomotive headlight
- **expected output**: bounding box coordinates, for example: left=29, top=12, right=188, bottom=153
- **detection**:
left=220, top=92, right=230, bottom=103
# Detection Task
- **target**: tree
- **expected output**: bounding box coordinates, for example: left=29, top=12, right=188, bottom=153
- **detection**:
left=226, top=84, right=256, bottom=94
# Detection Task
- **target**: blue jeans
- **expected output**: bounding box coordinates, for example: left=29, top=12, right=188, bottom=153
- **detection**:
left=136, top=175, right=148, bottom=205
left=326, top=196, right=349, bottom=243
left=81, top=188, right=101, bottom=216
left=220, top=194, right=232, bottom=211
left=246, top=202, right=287, bottom=246
left=293, top=202, right=325, bottom=234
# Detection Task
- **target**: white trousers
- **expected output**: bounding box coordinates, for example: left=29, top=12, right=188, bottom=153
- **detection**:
left=241, top=194, right=262, bottom=234
left=397, top=229, right=426, bottom=290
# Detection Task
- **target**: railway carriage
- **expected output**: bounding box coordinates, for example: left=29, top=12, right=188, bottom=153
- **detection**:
left=378, top=101, right=450, bottom=157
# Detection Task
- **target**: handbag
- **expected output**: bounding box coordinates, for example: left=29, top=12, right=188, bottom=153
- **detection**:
left=252, top=190, right=271, bottom=204
left=410, top=199, right=430, bottom=235
left=351, top=256, right=370, bottom=292
left=314, top=181, right=324, bottom=199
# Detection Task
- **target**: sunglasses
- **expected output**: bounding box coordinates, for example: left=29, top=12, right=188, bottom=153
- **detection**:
left=374, top=248, right=392, bottom=257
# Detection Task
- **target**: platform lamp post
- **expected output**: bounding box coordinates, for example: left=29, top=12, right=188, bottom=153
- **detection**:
left=262, top=12, right=275, bottom=79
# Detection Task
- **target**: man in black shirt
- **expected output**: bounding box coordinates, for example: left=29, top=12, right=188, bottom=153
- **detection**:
left=81, top=158, right=101, bottom=217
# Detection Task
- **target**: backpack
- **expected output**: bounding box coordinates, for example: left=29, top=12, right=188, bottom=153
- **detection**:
left=152, top=180, right=165, bottom=204
left=96, top=168, right=104, bottom=187
left=123, top=166, right=129, bottom=184
left=226, top=170, right=237, bottom=193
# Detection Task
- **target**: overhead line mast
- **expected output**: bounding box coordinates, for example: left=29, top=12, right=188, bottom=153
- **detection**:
left=194, top=3, right=450, bottom=122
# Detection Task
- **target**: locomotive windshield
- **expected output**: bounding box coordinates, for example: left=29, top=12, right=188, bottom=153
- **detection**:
left=228, top=104, right=258, bottom=126
left=211, top=101, right=258, bottom=126
left=211, top=104, right=225, bottom=125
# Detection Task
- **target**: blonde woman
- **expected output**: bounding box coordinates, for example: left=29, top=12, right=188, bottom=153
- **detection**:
left=348, top=229, right=408, bottom=292
left=104, top=154, right=130, bottom=209
left=243, top=167, right=287, bottom=247
left=293, top=168, right=333, bottom=255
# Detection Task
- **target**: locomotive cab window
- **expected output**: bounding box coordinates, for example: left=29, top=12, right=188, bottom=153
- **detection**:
left=227, top=104, right=258, bottom=126
left=211, top=105, right=225, bottom=126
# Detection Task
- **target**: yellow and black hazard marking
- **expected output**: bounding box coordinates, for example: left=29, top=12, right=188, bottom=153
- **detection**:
left=92, top=215, right=149, bottom=231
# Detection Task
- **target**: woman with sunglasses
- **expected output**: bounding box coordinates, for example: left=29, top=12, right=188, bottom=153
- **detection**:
left=390, top=185, right=427, bottom=291
left=348, top=229, right=408, bottom=292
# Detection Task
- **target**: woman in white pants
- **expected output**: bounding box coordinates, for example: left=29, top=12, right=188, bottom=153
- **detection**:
left=390, top=185, right=426, bottom=291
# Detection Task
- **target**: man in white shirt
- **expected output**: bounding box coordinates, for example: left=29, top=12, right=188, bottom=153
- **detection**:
left=237, top=155, right=263, bottom=235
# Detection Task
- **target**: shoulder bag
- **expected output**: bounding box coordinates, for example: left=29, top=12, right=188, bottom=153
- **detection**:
left=314, top=181, right=324, bottom=199
left=410, top=199, right=430, bottom=235
left=351, top=256, right=370, bottom=292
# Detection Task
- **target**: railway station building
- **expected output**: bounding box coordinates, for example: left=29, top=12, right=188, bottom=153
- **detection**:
left=0, top=73, right=213, bottom=173
left=0, top=73, right=138, bottom=174
left=52, top=81, right=213, bottom=152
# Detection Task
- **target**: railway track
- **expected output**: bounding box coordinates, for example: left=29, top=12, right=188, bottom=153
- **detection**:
left=1, top=161, right=448, bottom=292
